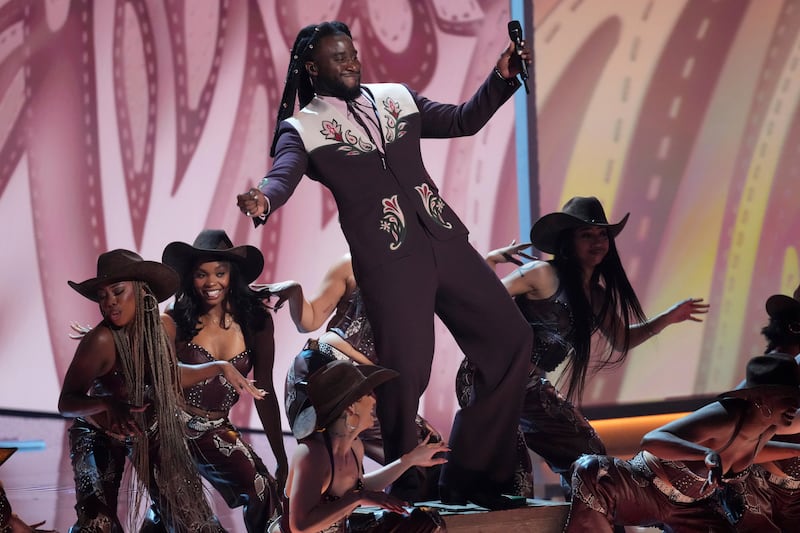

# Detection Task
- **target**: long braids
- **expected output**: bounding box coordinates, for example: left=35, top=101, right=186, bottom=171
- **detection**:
left=270, top=21, right=353, bottom=157
left=112, top=281, right=216, bottom=531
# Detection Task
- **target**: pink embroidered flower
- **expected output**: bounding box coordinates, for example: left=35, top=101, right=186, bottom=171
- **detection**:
left=385, top=98, right=401, bottom=118
left=382, top=98, right=408, bottom=144
left=320, top=119, right=372, bottom=155
left=320, top=119, right=343, bottom=141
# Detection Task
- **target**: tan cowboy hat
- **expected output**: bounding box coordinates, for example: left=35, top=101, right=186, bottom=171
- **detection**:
left=292, top=360, right=398, bottom=439
left=719, top=354, right=800, bottom=399
left=530, top=196, right=630, bottom=254
left=68, top=249, right=179, bottom=302
left=162, top=229, right=264, bottom=284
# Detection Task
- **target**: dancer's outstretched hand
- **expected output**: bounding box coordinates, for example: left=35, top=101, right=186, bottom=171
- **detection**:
left=667, top=298, right=710, bottom=324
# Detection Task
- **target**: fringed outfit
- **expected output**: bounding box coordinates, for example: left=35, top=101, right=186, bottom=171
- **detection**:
left=68, top=359, right=221, bottom=532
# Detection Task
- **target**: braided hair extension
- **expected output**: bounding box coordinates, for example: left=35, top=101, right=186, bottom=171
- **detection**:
left=112, top=281, right=216, bottom=531
left=270, top=21, right=353, bottom=156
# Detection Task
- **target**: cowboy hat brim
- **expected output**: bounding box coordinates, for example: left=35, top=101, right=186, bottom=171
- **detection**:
left=162, top=241, right=264, bottom=284
left=293, top=364, right=399, bottom=439
left=530, top=212, right=630, bottom=255
left=68, top=260, right=179, bottom=302
left=766, top=294, right=800, bottom=320
left=718, top=384, right=800, bottom=400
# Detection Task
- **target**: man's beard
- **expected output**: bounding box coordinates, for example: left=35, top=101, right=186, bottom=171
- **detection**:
left=316, top=77, right=361, bottom=100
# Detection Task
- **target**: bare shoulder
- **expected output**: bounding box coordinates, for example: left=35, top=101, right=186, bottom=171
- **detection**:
left=78, top=323, right=116, bottom=356
left=69, top=322, right=118, bottom=378
left=332, top=253, right=354, bottom=279
left=293, top=438, right=331, bottom=473
left=660, top=401, right=739, bottom=436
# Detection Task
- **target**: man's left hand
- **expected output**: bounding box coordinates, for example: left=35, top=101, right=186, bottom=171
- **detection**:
left=496, top=40, right=532, bottom=79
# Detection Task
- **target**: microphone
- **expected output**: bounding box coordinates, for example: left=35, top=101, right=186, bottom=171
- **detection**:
left=507, top=20, right=530, bottom=94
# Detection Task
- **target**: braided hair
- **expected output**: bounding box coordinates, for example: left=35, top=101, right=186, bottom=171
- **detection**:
left=270, top=21, right=353, bottom=156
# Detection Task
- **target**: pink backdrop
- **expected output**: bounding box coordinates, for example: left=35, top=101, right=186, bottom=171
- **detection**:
left=2, top=0, right=800, bottom=441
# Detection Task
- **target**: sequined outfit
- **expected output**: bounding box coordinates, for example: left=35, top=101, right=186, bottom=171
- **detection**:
left=178, top=342, right=278, bottom=532
left=456, top=282, right=604, bottom=494
left=285, top=287, right=443, bottom=500
left=0, top=484, right=11, bottom=533
left=68, top=360, right=220, bottom=532
left=328, top=287, right=377, bottom=364
left=761, top=457, right=800, bottom=530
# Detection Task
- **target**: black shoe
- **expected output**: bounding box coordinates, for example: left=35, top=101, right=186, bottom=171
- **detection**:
left=439, top=484, right=468, bottom=506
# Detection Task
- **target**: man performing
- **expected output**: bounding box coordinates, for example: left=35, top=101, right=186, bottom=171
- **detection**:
left=237, top=21, right=532, bottom=508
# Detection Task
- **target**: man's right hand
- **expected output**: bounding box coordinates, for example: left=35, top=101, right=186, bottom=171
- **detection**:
left=237, top=187, right=267, bottom=218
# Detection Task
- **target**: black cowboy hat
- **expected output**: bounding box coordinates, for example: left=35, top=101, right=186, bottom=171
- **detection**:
left=719, top=354, right=800, bottom=399
left=765, top=284, right=800, bottom=325
left=162, top=229, right=264, bottom=284
left=68, top=249, right=179, bottom=302
left=292, top=360, right=398, bottom=439
left=530, top=196, right=630, bottom=254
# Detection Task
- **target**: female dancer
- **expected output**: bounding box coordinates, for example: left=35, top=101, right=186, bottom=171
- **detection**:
left=59, top=249, right=222, bottom=531
left=162, top=229, right=288, bottom=531
left=277, top=360, right=447, bottom=533
left=262, top=253, right=442, bottom=501
left=752, top=285, right=800, bottom=530
left=458, top=196, right=709, bottom=494
left=566, top=354, right=800, bottom=532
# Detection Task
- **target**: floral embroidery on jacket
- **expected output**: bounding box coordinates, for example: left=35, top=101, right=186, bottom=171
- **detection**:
left=382, top=97, right=407, bottom=143
left=414, top=183, right=452, bottom=229
left=320, top=118, right=373, bottom=155
left=380, top=195, right=406, bottom=250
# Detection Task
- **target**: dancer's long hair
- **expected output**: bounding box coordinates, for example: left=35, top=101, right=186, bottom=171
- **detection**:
left=111, top=281, right=215, bottom=530
left=171, top=261, right=270, bottom=344
left=270, top=21, right=353, bottom=156
left=551, top=229, right=647, bottom=403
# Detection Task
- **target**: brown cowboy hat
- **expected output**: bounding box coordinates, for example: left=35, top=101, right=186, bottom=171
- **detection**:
left=719, top=354, right=800, bottom=399
left=292, top=360, right=398, bottom=439
left=68, top=249, right=179, bottom=302
left=530, top=196, right=630, bottom=254
left=162, top=229, right=264, bottom=284
left=765, top=284, right=800, bottom=326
